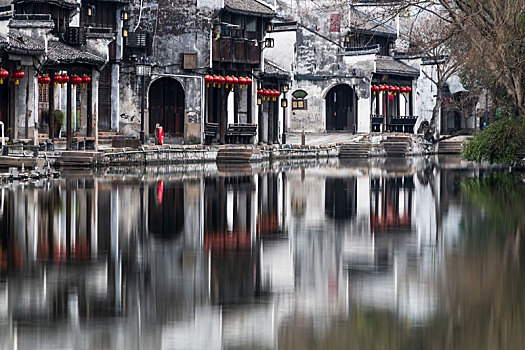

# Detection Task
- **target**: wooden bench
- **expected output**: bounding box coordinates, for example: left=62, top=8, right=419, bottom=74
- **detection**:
left=225, top=123, right=257, bottom=144
left=388, top=116, right=418, bottom=133
left=204, top=122, right=218, bottom=145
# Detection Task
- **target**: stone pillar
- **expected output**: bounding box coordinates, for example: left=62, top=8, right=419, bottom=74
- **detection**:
left=80, top=85, right=88, bottom=134
left=14, top=67, right=27, bottom=139
left=111, top=64, right=120, bottom=131
left=91, top=68, right=100, bottom=150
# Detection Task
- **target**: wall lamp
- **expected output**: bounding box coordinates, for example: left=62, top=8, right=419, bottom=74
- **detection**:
left=87, top=5, right=96, bottom=17
left=260, top=37, right=274, bottom=52
left=121, top=10, right=129, bottom=21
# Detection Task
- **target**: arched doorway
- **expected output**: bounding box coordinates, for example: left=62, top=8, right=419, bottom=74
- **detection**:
left=149, top=78, right=185, bottom=135
left=325, top=85, right=357, bottom=132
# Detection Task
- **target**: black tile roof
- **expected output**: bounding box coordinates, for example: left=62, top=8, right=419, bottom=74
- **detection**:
left=7, top=33, right=45, bottom=55
left=376, top=56, right=419, bottom=77
left=349, top=7, right=397, bottom=36
left=46, top=40, right=106, bottom=66
left=224, top=0, right=275, bottom=17
left=14, top=0, right=79, bottom=9
left=264, top=59, right=291, bottom=78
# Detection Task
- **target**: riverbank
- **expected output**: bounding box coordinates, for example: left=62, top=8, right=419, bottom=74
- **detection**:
left=0, top=133, right=469, bottom=168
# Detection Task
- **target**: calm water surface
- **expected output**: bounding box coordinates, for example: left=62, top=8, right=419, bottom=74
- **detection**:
left=0, top=156, right=524, bottom=349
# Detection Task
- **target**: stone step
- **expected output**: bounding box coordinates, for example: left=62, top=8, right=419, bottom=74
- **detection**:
left=216, top=149, right=253, bottom=163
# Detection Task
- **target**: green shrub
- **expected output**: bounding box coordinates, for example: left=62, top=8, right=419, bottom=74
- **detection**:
left=54, top=110, right=65, bottom=129
left=461, top=117, right=525, bottom=165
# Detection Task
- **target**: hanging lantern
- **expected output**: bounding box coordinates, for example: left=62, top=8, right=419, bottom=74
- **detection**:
left=388, top=94, right=394, bottom=101
left=273, top=89, right=280, bottom=101
left=263, top=89, right=270, bottom=100
left=204, top=74, right=213, bottom=88
left=39, top=75, right=51, bottom=89
left=0, top=68, right=8, bottom=84
left=11, top=69, right=24, bottom=85
left=212, top=75, right=219, bottom=87
left=238, top=76, right=247, bottom=88
left=400, top=87, right=407, bottom=94
left=60, top=74, right=69, bottom=87
left=245, top=77, right=252, bottom=87
left=216, top=75, right=225, bottom=88
left=71, top=75, right=83, bottom=86
left=225, top=75, right=234, bottom=88
left=406, top=86, right=412, bottom=93
left=231, top=76, right=239, bottom=86
left=53, top=73, right=62, bottom=88
left=81, top=74, right=91, bottom=89
left=379, top=85, right=386, bottom=92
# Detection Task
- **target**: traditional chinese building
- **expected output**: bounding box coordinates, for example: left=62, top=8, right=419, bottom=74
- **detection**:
left=266, top=2, right=420, bottom=136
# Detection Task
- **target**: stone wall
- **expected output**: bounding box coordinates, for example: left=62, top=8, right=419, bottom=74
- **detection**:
left=119, top=0, right=219, bottom=143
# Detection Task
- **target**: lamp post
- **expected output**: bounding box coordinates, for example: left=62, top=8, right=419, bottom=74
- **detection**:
left=281, top=83, right=289, bottom=144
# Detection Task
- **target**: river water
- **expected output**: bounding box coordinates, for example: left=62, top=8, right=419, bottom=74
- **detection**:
left=0, top=156, right=524, bottom=349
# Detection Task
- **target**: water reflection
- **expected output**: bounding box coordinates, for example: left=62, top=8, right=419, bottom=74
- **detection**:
left=0, top=157, right=523, bottom=349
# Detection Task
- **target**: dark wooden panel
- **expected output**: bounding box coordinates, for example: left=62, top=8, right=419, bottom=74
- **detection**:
left=98, top=65, right=112, bottom=131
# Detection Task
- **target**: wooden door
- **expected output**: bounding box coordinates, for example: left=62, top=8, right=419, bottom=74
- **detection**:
left=98, top=66, right=112, bottom=131
left=149, top=78, right=184, bottom=135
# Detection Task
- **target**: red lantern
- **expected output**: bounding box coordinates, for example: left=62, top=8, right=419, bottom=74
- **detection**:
left=406, top=87, right=412, bottom=93
left=81, top=74, right=91, bottom=89
left=245, top=77, right=252, bottom=87
left=216, top=75, right=225, bottom=88
left=238, top=76, right=247, bottom=88
left=204, top=74, right=213, bottom=88
left=37, top=75, right=42, bottom=84
left=225, top=75, right=234, bottom=88
left=388, top=94, right=394, bottom=101
left=11, top=69, right=24, bottom=85
left=263, top=89, right=271, bottom=100
left=400, top=87, right=407, bottom=94
left=232, top=76, right=239, bottom=86
left=53, top=73, right=62, bottom=87
left=257, top=89, right=263, bottom=96
left=379, top=85, right=386, bottom=92
left=0, top=68, right=8, bottom=84
left=274, top=89, right=281, bottom=101
left=212, top=75, right=219, bottom=87
left=42, top=75, right=51, bottom=85
left=71, top=75, right=82, bottom=86
left=60, top=74, right=69, bottom=87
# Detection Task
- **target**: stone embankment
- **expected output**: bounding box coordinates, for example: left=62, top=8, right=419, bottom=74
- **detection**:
left=0, top=134, right=467, bottom=168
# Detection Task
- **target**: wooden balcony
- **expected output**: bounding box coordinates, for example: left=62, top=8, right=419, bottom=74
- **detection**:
left=212, top=37, right=260, bottom=65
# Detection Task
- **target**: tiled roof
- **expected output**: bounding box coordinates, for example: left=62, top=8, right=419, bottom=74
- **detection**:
left=7, top=33, right=45, bottom=55
left=224, top=0, right=275, bottom=17
left=349, top=7, right=397, bottom=36
left=46, top=40, right=106, bottom=66
left=264, top=59, right=291, bottom=78
left=376, top=56, right=419, bottom=77
left=14, top=0, right=79, bottom=9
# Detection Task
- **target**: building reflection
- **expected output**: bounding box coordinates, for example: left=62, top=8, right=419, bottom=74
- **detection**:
left=370, top=176, right=414, bottom=233
left=0, top=159, right=471, bottom=348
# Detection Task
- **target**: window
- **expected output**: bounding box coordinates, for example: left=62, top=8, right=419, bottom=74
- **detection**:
left=292, top=89, right=308, bottom=110
left=292, top=99, right=307, bottom=110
